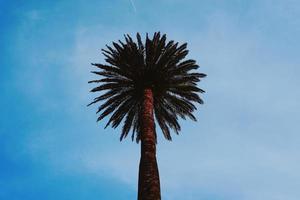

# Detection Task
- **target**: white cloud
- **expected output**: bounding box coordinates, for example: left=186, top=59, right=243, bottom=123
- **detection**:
left=16, top=1, right=300, bottom=199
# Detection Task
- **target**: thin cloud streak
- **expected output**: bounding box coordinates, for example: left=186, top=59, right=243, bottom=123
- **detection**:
left=129, top=0, right=137, bottom=13
left=2, top=0, right=300, bottom=199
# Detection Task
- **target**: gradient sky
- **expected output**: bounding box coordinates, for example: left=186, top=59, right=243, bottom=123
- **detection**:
left=1, top=0, right=300, bottom=199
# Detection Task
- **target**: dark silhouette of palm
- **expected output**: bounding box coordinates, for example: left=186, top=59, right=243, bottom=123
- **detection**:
left=88, top=32, right=206, bottom=200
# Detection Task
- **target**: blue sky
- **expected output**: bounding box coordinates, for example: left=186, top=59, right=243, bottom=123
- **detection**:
left=1, top=0, right=300, bottom=199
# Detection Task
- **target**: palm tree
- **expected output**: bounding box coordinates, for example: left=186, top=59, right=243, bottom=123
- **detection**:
left=88, top=32, right=206, bottom=200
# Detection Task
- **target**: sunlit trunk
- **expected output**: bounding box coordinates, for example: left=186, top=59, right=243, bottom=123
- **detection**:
left=137, top=88, right=161, bottom=200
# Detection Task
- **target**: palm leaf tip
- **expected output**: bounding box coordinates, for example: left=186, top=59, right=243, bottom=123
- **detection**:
left=88, top=32, right=206, bottom=141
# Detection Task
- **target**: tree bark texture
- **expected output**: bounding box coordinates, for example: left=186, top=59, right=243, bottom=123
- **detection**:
left=138, top=88, right=161, bottom=200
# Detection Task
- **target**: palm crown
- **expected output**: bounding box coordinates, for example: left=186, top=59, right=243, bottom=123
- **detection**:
left=88, top=32, right=206, bottom=141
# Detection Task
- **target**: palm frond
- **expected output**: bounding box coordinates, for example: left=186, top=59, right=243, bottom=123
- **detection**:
left=88, top=32, right=206, bottom=141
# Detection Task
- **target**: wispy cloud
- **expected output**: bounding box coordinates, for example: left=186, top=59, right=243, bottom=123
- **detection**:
left=129, top=0, right=137, bottom=13
left=2, top=0, right=300, bottom=199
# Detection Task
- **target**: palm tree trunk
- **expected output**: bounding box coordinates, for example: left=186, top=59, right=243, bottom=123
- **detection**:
left=138, top=88, right=161, bottom=200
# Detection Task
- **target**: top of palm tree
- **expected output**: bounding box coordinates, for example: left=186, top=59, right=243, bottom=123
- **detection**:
left=88, top=32, right=206, bottom=142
